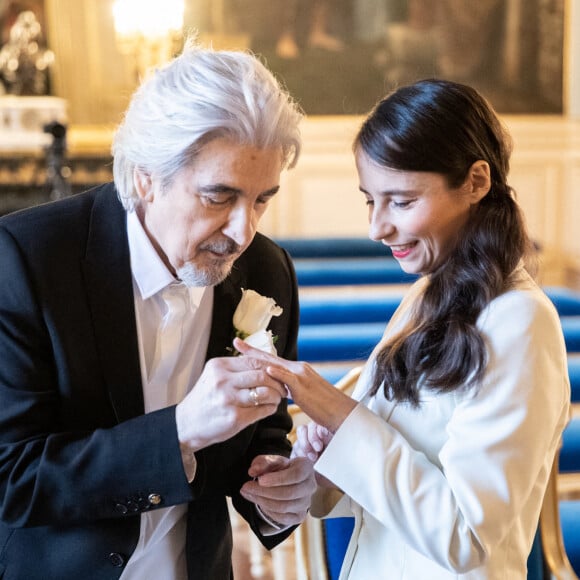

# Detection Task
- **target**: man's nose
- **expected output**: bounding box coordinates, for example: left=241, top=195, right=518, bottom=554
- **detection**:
left=223, top=205, right=256, bottom=248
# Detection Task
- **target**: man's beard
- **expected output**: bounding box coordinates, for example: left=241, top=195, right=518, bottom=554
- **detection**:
left=176, top=239, right=241, bottom=287
left=177, top=260, right=233, bottom=287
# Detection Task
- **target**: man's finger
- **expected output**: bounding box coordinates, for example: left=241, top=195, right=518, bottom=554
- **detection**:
left=248, top=454, right=289, bottom=478
left=231, top=369, right=287, bottom=397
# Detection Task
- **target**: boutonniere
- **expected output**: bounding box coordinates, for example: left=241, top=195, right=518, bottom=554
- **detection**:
left=232, top=288, right=283, bottom=354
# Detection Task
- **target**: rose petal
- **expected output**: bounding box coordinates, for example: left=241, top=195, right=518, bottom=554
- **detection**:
left=233, top=288, right=283, bottom=336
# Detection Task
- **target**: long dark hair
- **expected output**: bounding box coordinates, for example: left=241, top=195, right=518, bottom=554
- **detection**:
left=355, top=79, right=534, bottom=405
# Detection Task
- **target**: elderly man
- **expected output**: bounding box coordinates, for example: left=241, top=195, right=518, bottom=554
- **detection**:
left=0, top=40, right=314, bottom=579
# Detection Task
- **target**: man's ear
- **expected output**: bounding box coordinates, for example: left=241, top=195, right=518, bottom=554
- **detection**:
left=133, top=168, right=154, bottom=202
left=465, top=160, right=491, bottom=204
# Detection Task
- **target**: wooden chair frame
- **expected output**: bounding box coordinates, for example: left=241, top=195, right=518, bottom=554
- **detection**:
left=290, top=366, right=362, bottom=580
left=540, top=454, right=579, bottom=579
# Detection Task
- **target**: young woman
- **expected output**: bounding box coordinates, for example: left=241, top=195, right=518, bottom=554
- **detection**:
left=236, top=79, right=571, bottom=579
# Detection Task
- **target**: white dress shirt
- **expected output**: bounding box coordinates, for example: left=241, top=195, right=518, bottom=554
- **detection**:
left=120, top=210, right=213, bottom=580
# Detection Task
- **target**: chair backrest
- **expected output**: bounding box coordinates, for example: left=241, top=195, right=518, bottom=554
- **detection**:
left=538, top=453, right=579, bottom=579
left=323, top=517, right=355, bottom=580
left=527, top=526, right=548, bottom=580
left=291, top=366, right=362, bottom=580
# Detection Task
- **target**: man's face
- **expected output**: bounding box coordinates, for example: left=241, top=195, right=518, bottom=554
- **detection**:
left=136, top=137, right=284, bottom=286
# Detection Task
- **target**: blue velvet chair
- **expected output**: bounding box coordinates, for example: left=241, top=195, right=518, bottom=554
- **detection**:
left=544, top=287, right=580, bottom=316
left=568, top=357, right=580, bottom=403
left=274, top=237, right=391, bottom=259
left=297, top=320, right=580, bottom=364
left=560, top=418, right=580, bottom=474
left=299, top=293, right=403, bottom=326
left=560, top=500, right=580, bottom=575
left=322, top=517, right=354, bottom=580
left=561, top=318, right=580, bottom=353
left=293, top=257, right=418, bottom=286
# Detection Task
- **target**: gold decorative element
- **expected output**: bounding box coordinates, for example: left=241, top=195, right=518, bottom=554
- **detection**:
left=112, top=0, right=185, bottom=82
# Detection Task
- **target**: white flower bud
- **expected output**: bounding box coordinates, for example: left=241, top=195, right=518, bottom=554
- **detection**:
left=233, top=288, right=283, bottom=338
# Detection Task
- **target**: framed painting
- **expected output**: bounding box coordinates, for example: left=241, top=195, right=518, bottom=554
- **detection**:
left=186, top=0, right=565, bottom=115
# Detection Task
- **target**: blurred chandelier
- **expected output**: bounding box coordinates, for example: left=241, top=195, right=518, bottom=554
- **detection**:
left=112, top=0, right=185, bottom=81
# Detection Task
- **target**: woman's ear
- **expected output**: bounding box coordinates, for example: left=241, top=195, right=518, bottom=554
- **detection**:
left=133, top=168, right=154, bottom=202
left=465, top=160, right=491, bottom=203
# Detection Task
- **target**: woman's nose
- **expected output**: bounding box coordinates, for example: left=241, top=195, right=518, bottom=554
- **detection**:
left=368, top=211, right=394, bottom=242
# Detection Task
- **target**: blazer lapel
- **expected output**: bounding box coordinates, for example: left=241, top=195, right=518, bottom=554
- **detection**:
left=81, top=185, right=144, bottom=423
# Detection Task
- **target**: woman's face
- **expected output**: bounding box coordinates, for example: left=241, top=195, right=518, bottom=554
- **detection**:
left=355, top=149, right=487, bottom=275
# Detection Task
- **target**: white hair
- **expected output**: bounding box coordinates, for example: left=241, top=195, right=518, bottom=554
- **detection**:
left=112, top=39, right=303, bottom=210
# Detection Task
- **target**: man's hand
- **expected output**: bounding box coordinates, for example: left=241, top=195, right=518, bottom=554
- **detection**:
left=233, top=337, right=357, bottom=433
left=176, top=356, right=287, bottom=453
left=239, top=454, right=316, bottom=527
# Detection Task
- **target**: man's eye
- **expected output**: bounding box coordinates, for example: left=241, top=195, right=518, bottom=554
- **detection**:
left=202, top=195, right=232, bottom=206
left=392, top=200, right=413, bottom=209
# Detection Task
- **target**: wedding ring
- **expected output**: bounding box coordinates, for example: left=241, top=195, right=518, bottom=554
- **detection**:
left=249, top=387, right=260, bottom=406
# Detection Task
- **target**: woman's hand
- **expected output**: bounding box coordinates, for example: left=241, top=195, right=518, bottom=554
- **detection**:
left=291, top=422, right=332, bottom=462
left=233, top=338, right=357, bottom=433
left=291, top=423, right=339, bottom=489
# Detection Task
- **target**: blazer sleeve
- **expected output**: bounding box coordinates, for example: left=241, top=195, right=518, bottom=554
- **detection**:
left=0, top=224, right=194, bottom=528
left=314, top=286, right=571, bottom=571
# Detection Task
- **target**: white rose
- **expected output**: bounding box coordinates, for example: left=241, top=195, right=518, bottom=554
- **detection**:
left=233, top=289, right=283, bottom=338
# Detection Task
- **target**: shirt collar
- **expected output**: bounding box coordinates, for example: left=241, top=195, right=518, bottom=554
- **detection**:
left=127, top=210, right=178, bottom=300
left=127, top=211, right=209, bottom=308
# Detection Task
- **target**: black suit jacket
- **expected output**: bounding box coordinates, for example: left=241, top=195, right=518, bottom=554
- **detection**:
left=0, top=183, right=299, bottom=579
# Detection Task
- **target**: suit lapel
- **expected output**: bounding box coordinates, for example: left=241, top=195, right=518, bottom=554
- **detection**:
left=80, top=186, right=252, bottom=422
left=81, top=185, right=144, bottom=423
left=206, top=267, right=244, bottom=361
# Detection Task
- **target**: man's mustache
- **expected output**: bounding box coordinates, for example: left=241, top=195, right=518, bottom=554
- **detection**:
left=201, top=239, right=241, bottom=256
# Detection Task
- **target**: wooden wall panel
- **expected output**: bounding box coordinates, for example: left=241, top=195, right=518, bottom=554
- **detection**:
left=45, top=0, right=132, bottom=125
left=258, top=115, right=580, bottom=285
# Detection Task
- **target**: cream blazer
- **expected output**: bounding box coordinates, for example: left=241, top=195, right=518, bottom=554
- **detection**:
left=311, top=269, right=570, bottom=579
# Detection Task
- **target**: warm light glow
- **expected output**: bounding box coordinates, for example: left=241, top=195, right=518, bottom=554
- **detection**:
left=112, top=0, right=185, bottom=39
left=112, top=0, right=185, bottom=81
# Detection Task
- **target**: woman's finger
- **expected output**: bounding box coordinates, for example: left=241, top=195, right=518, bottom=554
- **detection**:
left=265, top=364, right=295, bottom=385
left=291, top=425, right=315, bottom=462
left=234, top=337, right=278, bottom=362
